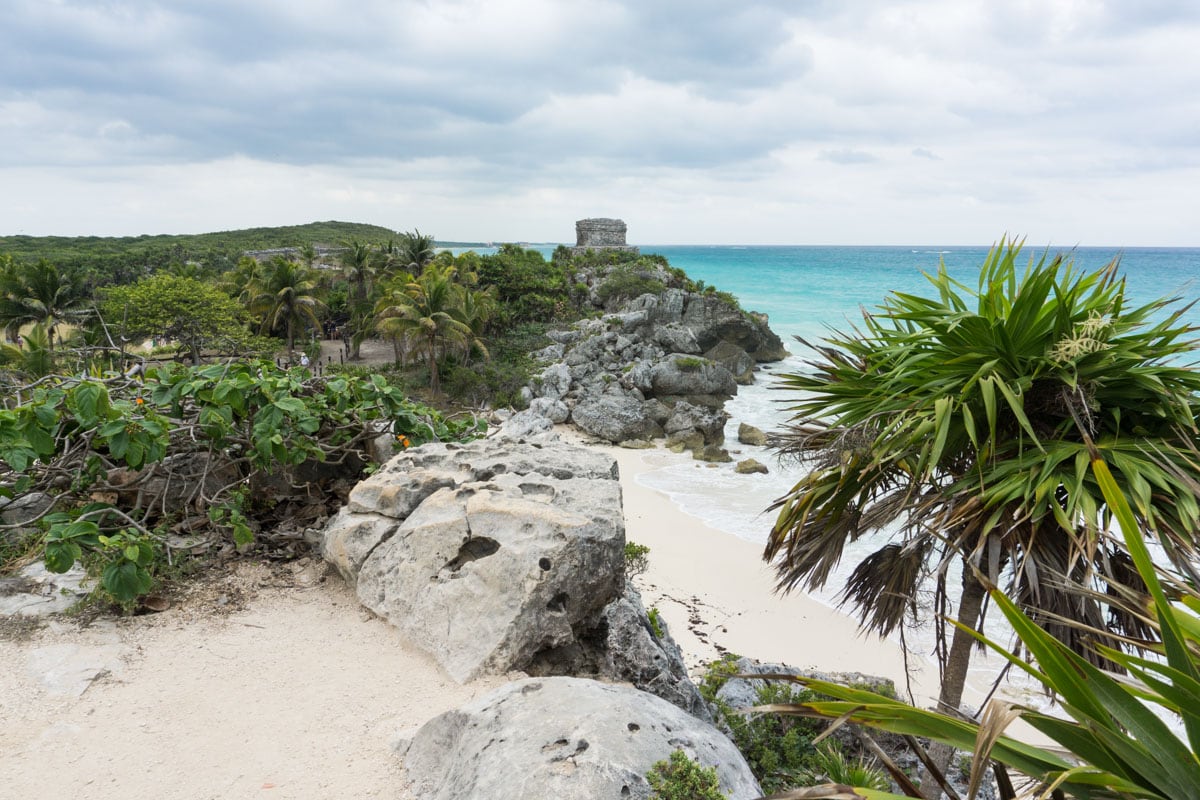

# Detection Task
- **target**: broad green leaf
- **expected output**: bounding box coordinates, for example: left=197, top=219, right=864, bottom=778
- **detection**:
left=101, top=560, right=153, bottom=603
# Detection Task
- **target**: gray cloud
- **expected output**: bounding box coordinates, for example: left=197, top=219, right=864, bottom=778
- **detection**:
left=1, top=0, right=1197, bottom=244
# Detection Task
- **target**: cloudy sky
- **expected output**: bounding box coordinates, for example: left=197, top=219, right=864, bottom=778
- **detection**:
left=2, top=1, right=1198, bottom=245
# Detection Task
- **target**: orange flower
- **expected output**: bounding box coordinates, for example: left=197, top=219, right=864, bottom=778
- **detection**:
left=135, top=397, right=144, bottom=406
left=396, top=435, right=410, bottom=448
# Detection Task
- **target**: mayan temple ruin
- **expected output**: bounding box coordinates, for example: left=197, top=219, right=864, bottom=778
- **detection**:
left=571, top=218, right=639, bottom=255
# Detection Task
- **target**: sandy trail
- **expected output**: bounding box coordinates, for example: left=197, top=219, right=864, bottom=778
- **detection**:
left=2, top=429, right=933, bottom=800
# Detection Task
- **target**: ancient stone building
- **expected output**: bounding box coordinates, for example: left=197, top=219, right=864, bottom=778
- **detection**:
left=572, top=218, right=639, bottom=255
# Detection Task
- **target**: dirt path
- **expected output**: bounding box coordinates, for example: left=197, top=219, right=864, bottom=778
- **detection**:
left=0, top=562, right=505, bottom=800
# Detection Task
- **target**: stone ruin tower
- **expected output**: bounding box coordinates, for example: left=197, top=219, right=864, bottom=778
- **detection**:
left=571, top=218, right=639, bottom=255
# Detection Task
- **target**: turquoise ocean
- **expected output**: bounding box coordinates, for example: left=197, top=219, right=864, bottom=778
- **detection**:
left=636, top=245, right=1200, bottom=698
left=633, top=246, right=1200, bottom=556
left=469, top=243, right=1200, bottom=691
left=510, top=244, right=1200, bottom=609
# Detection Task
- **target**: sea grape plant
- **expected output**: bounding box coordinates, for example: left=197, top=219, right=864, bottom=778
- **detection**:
left=0, top=360, right=484, bottom=604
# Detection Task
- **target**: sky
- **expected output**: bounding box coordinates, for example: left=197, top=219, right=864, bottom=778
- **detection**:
left=2, top=1, right=1198, bottom=246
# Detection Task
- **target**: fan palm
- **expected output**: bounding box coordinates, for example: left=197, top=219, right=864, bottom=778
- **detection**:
left=247, top=256, right=326, bottom=352
left=375, top=263, right=471, bottom=394
left=765, top=238, right=1200, bottom=793
left=0, top=258, right=91, bottom=349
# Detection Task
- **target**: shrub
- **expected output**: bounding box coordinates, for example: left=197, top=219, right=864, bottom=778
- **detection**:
left=673, top=356, right=707, bottom=371
left=647, top=606, right=663, bottom=638
left=800, top=744, right=890, bottom=791
left=624, top=541, right=650, bottom=578
left=595, top=265, right=666, bottom=306
left=646, top=750, right=726, bottom=800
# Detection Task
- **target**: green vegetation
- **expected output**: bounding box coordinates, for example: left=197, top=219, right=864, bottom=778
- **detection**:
left=646, top=606, right=663, bottom=638
left=595, top=263, right=667, bottom=306
left=646, top=750, right=726, bottom=800
left=0, top=256, right=92, bottom=348
left=695, top=654, right=890, bottom=796
left=766, top=236, right=1200, bottom=787
left=771, top=453, right=1200, bottom=800
left=99, top=274, right=255, bottom=365
left=0, top=361, right=483, bottom=608
left=624, top=541, right=651, bottom=579
left=0, top=221, right=398, bottom=287
left=673, top=355, right=707, bottom=371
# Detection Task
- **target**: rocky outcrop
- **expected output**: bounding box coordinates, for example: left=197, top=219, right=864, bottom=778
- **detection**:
left=735, top=458, right=769, bottom=474
left=521, top=260, right=786, bottom=447
left=320, top=436, right=706, bottom=715
left=401, top=677, right=761, bottom=800
left=737, top=422, right=768, bottom=446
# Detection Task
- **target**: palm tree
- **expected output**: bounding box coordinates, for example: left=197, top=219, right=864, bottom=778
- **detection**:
left=395, top=229, right=437, bottom=274
left=0, top=258, right=91, bottom=349
left=374, top=263, right=471, bottom=394
left=341, top=240, right=376, bottom=359
left=247, top=256, right=326, bottom=353
left=0, top=322, right=54, bottom=378
left=218, top=256, right=262, bottom=306
left=765, top=238, right=1200, bottom=795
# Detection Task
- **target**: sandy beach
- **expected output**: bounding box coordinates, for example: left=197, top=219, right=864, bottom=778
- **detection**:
left=1, top=434, right=933, bottom=799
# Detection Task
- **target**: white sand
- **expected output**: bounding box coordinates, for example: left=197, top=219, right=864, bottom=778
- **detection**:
left=603, top=441, right=941, bottom=705
left=1, top=436, right=936, bottom=799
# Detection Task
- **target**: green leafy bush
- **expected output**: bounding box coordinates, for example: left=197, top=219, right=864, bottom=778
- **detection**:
left=624, top=541, right=650, bottom=578
left=595, top=265, right=666, bottom=306
left=0, top=361, right=483, bottom=606
left=646, top=750, right=726, bottom=800
left=647, top=606, right=663, bottom=638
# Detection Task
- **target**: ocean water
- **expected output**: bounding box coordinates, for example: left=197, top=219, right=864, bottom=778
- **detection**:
left=634, top=244, right=1200, bottom=697
left=638, top=244, right=1200, bottom=545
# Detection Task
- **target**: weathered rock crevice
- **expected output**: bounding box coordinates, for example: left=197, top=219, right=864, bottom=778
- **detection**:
left=320, top=436, right=706, bottom=716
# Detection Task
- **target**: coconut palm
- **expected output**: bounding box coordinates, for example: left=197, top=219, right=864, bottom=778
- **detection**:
left=765, top=238, right=1200, bottom=794
left=247, top=256, right=326, bottom=353
left=0, top=258, right=91, bottom=349
left=374, top=263, right=471, bottom=394
left=395, top=229, right=437, bottom=275
left=340, top=240, right=377, bottom=359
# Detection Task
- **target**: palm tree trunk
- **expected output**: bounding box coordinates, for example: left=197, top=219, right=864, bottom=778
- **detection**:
left=428, top=334, right=440, bottom=394
left=920, top=567, right=988, bottom=799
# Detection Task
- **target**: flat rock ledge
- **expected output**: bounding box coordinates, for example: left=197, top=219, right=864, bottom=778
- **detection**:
left=321, top=435, right=707, bottom=718
left=401, top=676, right=761, bottom=800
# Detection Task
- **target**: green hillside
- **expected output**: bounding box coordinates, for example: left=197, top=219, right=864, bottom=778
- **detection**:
left=0, top=221, right=401, bottom=285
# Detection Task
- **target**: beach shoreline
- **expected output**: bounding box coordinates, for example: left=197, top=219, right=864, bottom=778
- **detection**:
left=1, top=429, right=978, bottom=799
left=591, top=436, right=940, bottom=706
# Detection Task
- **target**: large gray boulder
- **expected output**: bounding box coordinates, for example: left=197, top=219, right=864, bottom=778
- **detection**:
left=602, top=584, right=709, bottom=720
left=705, top=341, right=756, bottom=384
left=648, top=355, right=737, bottom=399
left=402, top=677, right=761, bottom=800
left=356, top=473, right=622, bottom=682
left=321, top=437, right=702, bottom=712
left=681, top=295, right=788, bottom=362
left=571, top=396, right=661, bottom=443
left=663, top=401, right=728, bottom=445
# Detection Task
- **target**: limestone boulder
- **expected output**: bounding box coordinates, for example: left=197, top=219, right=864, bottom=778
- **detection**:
left=539, top=362, right=573, bottom=400
left=735, top=458, right=769, bottom=475
left=737, top=422, right=768, bottom=446
left=356, top=476, right=623, bottom=682
left=681, top=294, right=788, bottom=362
left=705, top=341, right=756, bottom=384
left=664, top=401, right=729, bottom=445
left=571, top=396, right=660, bottom=443
left=323, top=438, right=703, bottom=712
left=602, top=585, right=709, bottom=720
left=647, top=356, right=736, bottom=399
left=402, top=677, right=761, bottom=800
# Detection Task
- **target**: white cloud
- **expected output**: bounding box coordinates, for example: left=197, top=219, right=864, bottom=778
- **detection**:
left=0, top=0, right=1197, bottom=244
